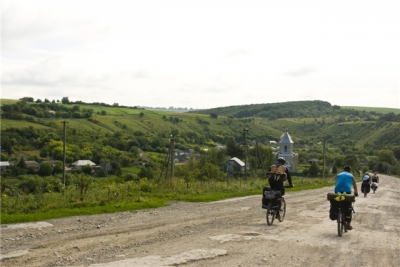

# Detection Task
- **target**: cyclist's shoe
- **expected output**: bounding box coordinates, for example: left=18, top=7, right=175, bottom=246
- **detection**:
left=276, top=211, right=280, bottom=220
left=346, top=225, right=353, bottom=230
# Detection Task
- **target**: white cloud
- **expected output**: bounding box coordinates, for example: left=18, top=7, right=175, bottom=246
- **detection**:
left=1, top=0, right=399, bottom=109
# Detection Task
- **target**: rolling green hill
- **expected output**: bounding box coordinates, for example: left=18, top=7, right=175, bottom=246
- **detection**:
left=1, top=98, right=399, bottom=162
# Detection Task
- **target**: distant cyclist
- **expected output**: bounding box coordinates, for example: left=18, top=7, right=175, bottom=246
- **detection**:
left=371, top=172, right=379, bottom=192
left=361, top=172, right=371, bottom=196
left=372, top=173, right=379, bottom=183
left=332, top=166, right=358, bottom=230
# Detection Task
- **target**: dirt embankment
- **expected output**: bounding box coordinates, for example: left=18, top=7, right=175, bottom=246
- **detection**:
left=1, top=175, right=399, bottom=267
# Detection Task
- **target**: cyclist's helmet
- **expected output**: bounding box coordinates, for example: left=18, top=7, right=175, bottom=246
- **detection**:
left=277, top=157, right=286, bottom=164
left=365, top=172, right=369, bottom=175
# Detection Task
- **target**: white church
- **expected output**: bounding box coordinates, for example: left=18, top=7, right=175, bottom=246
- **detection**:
left=275, top=130, right=299, bottom=172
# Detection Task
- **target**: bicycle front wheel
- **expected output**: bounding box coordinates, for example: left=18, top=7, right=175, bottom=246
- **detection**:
left=337, top=208, right=343, bottom=237
left=278, top=198, right=286, bottom=222
left=266, top=202, right=275, bottom=225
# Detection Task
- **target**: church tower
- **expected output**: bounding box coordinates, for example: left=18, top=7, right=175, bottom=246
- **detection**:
left=276, top=130, right=299, bottom=171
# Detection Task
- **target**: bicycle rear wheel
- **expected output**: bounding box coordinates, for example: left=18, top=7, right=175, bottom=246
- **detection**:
left=278, top=198, right=286, bottom=222
left=266, top=202, right=275, bottom=225
left=337, top=208, right=343, bottom=237
left=342, top=211, right=348, bottom=233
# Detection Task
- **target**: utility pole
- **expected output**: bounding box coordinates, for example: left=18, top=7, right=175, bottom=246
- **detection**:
left=255, top=139, right=265, bottom=176
left=322, top=138, right=326, bottom=180
left=170, top=135, right=175, bottom=179
left=352, top=143, right=357, bottom=176
left=158, top=135, right=175, bottom=184
left=61, top=121, right=68, bottom=196
left=243, top=128, right=248, bottom=180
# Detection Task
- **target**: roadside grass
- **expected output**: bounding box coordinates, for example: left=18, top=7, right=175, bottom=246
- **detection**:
left=0, top=176, right=337, bottom=224
left=0, top=198, right=168, bottom=224
left=177, top=191, right=259, bottom=202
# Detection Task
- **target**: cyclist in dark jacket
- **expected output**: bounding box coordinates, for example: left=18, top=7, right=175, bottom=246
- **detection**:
left=267, top=157, right=294, bottom=196
left=266, top=157, right=294, bottom=219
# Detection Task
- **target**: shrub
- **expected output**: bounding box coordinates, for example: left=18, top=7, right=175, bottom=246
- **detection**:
left=139, top=178, right=152, bottom=193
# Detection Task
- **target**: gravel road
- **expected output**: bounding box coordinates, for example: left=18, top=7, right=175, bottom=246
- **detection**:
left=1, top=175, right=399, bottom=267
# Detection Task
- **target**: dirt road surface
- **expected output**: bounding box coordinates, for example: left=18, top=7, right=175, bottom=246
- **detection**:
left=1, top=175, right=399, bottom=267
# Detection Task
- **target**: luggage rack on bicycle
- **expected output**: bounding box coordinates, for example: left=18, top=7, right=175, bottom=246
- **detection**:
left=262, top=187, right=286, bottom=225
left=327, top=192, right=356, bottom=237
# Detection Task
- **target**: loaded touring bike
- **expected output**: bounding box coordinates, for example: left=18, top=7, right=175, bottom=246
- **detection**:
left=327, top=192, right=356, bottom=237
left=262, top=187, right=286, bottom=225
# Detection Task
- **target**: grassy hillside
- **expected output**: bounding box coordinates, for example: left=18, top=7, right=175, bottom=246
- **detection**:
left=1, top=99, right=399, bottom=155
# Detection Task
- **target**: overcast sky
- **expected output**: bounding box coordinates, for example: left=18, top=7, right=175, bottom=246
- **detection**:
left=1, top=0, right=399, bottom=109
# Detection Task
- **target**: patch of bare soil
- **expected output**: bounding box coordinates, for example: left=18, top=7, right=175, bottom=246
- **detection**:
left=1, top=175, right=399, bottom=267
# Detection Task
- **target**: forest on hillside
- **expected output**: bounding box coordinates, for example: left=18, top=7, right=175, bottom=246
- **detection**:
left=1, top=98, right=400, bottom=184
left=190, top=100, right=400, bottom=120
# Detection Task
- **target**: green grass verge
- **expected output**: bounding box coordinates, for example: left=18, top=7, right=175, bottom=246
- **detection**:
left=175, top=190, right=261, bottom=202
left=1, top=176, right=337, bottom=225
left=0, top=198, right=168, bottom=224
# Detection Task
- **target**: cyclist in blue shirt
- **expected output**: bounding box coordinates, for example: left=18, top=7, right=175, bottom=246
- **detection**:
left=335, top=166, right=358, bottom=194
left=331, top=166, right=358, bottom=230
